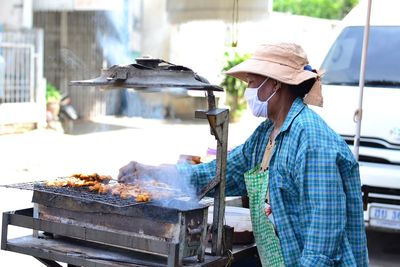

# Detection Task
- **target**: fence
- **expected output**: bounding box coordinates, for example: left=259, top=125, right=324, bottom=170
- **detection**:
left=0, top=43, right=34, bottom=103
left=0, top=29, right=46, bottom=127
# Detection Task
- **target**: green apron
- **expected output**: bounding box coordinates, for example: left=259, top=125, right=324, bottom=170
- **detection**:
left=244, top=140, right=285, bottom=266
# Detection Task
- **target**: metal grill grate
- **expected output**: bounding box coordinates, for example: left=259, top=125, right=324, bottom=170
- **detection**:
left=36, top=183, right=145, bottom=207
left=1, top=181, right=37, bottom=191
left=1, top=181, right=190, bottom=208
left=2, top=181, right=147, bottom=207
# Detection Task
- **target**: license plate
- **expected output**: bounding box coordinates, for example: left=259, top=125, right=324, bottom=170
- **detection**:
left=369, top=205, right=400, bottom=230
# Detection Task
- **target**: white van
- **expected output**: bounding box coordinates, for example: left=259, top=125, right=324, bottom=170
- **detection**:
left=312, top=0, right=400, bottom=232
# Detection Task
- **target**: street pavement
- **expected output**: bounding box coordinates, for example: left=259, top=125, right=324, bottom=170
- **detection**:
left=1, top=114, right=399, bottom=266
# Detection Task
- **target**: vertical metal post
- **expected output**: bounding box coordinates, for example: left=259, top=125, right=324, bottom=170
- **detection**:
left=33, top=203, right=39, bottom=237
left=207, top=90, right=216, bottom=109
left=1, top=212, right=9, bottom=250
left=0, top=45, right=5, bottom=99
left=15, top=43, right=19, bottom=102
left=203, top=90, right=229, bottom=256
left=211, top=114, right=228, bottom=256
left=60, top=11, right=68, bottom=93
left=196, top=90, right=229, bottom=257
left=206, top=89, right=228, bottom=257
left=29, top=45, right=35, bottom=103
left=167, top=243, right=180, bottom=267
left=35, top=29, right=47, bottom=128
left=353, top=0, right=372, bottom=160
left=198, top=209, right=208, bottom=262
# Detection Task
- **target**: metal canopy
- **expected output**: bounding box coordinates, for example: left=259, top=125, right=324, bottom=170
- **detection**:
left=69, top=58, right=223, bottom=92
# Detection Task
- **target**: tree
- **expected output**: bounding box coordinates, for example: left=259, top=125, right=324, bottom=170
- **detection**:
left=220, top=51, right=251, bottom=122
left=273, top=0, right=359, bottom=20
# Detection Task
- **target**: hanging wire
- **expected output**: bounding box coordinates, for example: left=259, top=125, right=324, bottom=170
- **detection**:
left=231, top=0, right=239, bottom=47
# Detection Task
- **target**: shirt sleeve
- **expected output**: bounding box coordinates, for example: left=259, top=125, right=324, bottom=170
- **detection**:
left=176, top=120, right=270, bottom=196
left=176, top=144, right=249, bottom=196
left=176, top=127, right=265, bottom=196
left=296, top=147, right=347, bottom=266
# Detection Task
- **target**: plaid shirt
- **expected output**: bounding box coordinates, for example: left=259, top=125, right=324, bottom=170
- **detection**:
left=178, top=98, right=368, bottom=266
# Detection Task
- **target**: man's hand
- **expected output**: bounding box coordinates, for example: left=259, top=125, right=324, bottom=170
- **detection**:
left=118, top=161, right=180, bottom=184
left=118, top=161, right=155, bottom=183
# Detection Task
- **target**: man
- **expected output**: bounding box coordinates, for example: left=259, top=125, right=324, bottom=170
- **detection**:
left=119, top=43, right=368, bottom=266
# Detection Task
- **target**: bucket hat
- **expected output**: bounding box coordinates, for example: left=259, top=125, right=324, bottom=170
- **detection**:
left=225, top=42, right=323, bottom=107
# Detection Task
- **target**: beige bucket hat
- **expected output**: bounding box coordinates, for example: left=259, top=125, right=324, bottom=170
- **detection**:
left=225, top=42, right=323, bottom=107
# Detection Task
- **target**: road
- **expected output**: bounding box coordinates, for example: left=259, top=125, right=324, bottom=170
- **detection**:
left=367, top=229, right=400, bottom=266
left=1, top=115, right=399, bottom=266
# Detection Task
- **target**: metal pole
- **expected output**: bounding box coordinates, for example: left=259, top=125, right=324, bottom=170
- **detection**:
left=211, top=113, right=228, bottom=256
left=353, top=0, right=372, bottom=160
left=1, top=212, right=9, bottom=250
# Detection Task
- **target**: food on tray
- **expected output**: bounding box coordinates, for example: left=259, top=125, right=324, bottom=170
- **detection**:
left=91, top=180, right=174, bottom=202
left=45, top=173, right=112, bottom=188
left=45, top=174, right=175, bottom=203
left=70, top=173, right=112, bottom=182
left=178, top=154, right=202, bottom=165
left=45, top=177, right=94, bottom=187
left=136, top=193, right=151, bottom=202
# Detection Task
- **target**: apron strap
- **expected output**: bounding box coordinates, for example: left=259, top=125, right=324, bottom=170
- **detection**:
left=260, top=138, right=275, bottom=172
left=260, top=138, right=275, bottom=203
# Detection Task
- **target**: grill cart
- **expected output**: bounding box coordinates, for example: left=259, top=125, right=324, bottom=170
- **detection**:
left=1, top=59, right=257, bottom=266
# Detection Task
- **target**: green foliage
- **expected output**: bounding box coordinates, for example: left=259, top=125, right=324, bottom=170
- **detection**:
left=46, top=83, right=61, bottom=103
left=273, top=0, right=359, bottom=20
left=220, top=51, right=251, bottom=121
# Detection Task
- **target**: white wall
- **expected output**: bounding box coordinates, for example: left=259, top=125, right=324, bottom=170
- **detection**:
left=140, top=0, right=171, bottom=60
left=32, top=0, right=124, bottom=11
left=138, top=4, right=339, bottom=110
left=167, top=12, right=339, bottom=86
left=0, top=0, right=32, bottom=29
left=167, top=0, right=271, bottom=24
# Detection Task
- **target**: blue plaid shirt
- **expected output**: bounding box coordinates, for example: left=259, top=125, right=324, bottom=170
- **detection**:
left=178, top=98, right=368, bottom=266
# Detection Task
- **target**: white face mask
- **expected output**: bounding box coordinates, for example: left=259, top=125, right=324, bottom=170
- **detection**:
left=244, top=78, right=278, bottom=118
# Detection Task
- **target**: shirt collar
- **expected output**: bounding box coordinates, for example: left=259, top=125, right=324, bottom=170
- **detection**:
left=280, top=97, right=306, bottom=133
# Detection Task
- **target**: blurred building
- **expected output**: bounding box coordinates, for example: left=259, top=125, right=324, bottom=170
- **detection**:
left=0, top=0, right=46, bottom=128
left=32, top=0, right=139, bottom=118
left=0, top=0, right=338, bottom=123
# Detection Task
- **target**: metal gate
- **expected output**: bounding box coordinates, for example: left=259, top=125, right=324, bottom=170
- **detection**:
left=0, top=43, right=35, bottom=103
left=0, top=29, right=46, bottom=127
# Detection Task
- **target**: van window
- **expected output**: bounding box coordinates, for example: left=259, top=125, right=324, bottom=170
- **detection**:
left=321, top=26, right=400, bottom=87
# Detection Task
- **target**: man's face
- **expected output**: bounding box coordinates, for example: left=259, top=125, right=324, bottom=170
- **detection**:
left=246, top=73, right=276, bottom=102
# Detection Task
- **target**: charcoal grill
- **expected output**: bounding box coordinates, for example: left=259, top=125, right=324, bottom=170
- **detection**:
left=33, top=189, right=209, bottom=264
left=69, top=58, right=230, bottom=258
left=1, top=59, right=240, bottom=266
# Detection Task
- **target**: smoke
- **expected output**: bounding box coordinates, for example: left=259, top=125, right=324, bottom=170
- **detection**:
left=60, top=48, right=88, bottom=70
left=140, top=164, right=199, bottom=207
left=97, top=2, right=133, bottom=66
left=117, top=160, right=200, bottom=207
